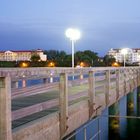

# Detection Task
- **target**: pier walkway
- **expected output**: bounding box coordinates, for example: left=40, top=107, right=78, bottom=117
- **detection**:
left=0, top=67, right=140, bottom=140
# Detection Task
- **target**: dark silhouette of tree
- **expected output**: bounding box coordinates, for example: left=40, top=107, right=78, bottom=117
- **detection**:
left=103, top=55, right=116, bottom=66
left=44, top=50, right=68, bottom=67
left=75, top=50, right=99, bottom=66
left=44, top=50, right=59, bottom=60
left=30, top=54, right=40, bottom=62
left=44, top=49, right=106, bottom=67
left=30, top=54, right=41, bottom=67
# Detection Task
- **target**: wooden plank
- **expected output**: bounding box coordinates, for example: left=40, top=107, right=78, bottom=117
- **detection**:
left=12, top=82, right=59, bottom=99
left=11, top=79, right=88, bottom=99
left=124, top=69, right=127, bottom=95
left=116, top=69, right=120, bottom=100
left=137, top=68, right=140, bottom=86
left=12, top=99, right=59, bottom=121
left=0, top=77, right=12, bottom=140
left=88, top=71, right=95, bottom=118
left=95, top=75, right=106, bottom=81
left=105, top=70, right=110, bottom=106
left=59, top=73, right=68, bottom=138
left=12, top=90, right=89, bottom=121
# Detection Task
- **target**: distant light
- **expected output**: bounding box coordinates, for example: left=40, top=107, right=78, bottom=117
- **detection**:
left=121, top=48, right=129, bottom=67
left=112, top=62, right=120, bottom=67
left=80, top=62, right=84, bottom=67
left=121, top=48, right=128, bottom=55
left=20, top=62, right=28, bottom=68
left=65, top=28, right=81, bottom=41
left=48, top=61, right=55, bottom=67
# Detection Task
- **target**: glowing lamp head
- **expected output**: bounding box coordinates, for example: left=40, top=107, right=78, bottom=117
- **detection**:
left=65, top=28, right=81, bottom=41
left=121, top=48, right=128, bottom=55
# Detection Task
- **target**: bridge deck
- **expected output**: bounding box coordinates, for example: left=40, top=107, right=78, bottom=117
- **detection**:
left=12, top=83, right=89, bottom=128
left=0, top=67, right=139, bottom=140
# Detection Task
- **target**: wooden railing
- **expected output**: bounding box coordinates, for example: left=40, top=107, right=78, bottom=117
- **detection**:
left=0, top=67, right=140, bottom=140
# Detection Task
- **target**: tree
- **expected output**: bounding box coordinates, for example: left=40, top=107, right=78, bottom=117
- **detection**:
left=44, top=49, right=103, bottom=67
left=103, top=55, right=116, bottom=66
left=83, top=50, right=99, bottom=66
left=75, top=50, right=99, bottom=67
left=44, top=50, right=59, bottom=60
left=63, top=55, right=72, bottom=67
left=30, top=54, right=40, bottom=62
left=44, top=50, right=68, bottom=67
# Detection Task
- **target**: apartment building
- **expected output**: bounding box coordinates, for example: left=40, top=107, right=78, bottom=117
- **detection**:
left=0, top=49, right=47, bottom=61
left=108, top=48, right=140, bottom=64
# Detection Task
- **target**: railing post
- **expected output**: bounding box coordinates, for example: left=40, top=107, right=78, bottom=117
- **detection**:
left=136, top=68, right=138, bottom=87
left=137, top=68, right=139, bottom=85
left=12, top=81, right=18, bottom=88
left=133, top=68, right=137, bottom=88
left=59, top=73, right=68, bottom=138
left=43, top=78, right=48, bottom=84
left=22, top=79, right=26, bottom=88
left=105, top=70, right=110, bottom=106
left=139, top=68, right=140, bottom=86
left=138, top=68, right=140, bottom=86
left=0, top=77, right=12, bottom=140
left=124, top=68, right=127, bottom=95
left=88, top=71, right=95, bottom=118
left=129, top=68, right=133, bottom=92
left=116, top=69, right=120, bottom=100
left=132, top=68, right=135, bottom=90
left=135, top=68, right=138, bottom=88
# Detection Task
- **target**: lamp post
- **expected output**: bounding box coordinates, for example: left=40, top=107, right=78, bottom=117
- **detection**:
left=65, top=28, right=81, bottom=68
left=121, top=48, right=128, bottom=67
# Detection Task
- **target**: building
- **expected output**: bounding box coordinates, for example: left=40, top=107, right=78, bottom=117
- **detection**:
left=108, top=48, right=140, bottom=64
left=0, top=49, right=47, bottom=61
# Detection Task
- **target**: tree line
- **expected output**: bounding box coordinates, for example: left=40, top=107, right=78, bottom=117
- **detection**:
left=43, top=50, right=116, bottom=67
left=0, top=50, right=117, bottom=67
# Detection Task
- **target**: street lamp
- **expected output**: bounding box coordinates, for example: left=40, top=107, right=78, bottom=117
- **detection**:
left=121, top=48, right=128, bottom=67
left=65, top=28, right=81, bottom=68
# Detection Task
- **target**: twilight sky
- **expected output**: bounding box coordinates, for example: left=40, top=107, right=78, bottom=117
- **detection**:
left=0, top=0, right=140, bottom=56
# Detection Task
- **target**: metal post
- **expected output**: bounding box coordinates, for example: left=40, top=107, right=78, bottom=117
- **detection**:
left=98, top=117, right=100, bottom=140
left=59, top=73, right=68, bottom=138
left=84, top=127, right=87, bottom=140
left=0, top=77, right=12, bottom=140
left=71, top=40, right=74, bottom=68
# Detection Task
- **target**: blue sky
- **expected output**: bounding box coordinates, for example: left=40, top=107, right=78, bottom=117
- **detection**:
left=0, top=0, right=140, bottom=56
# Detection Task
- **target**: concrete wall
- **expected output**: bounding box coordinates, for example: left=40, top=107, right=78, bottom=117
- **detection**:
left=12, top=101, right=89, bottom=140
left=66, top=101, right=89, bottom=136
left=12, top=113, right=60, bottom=140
